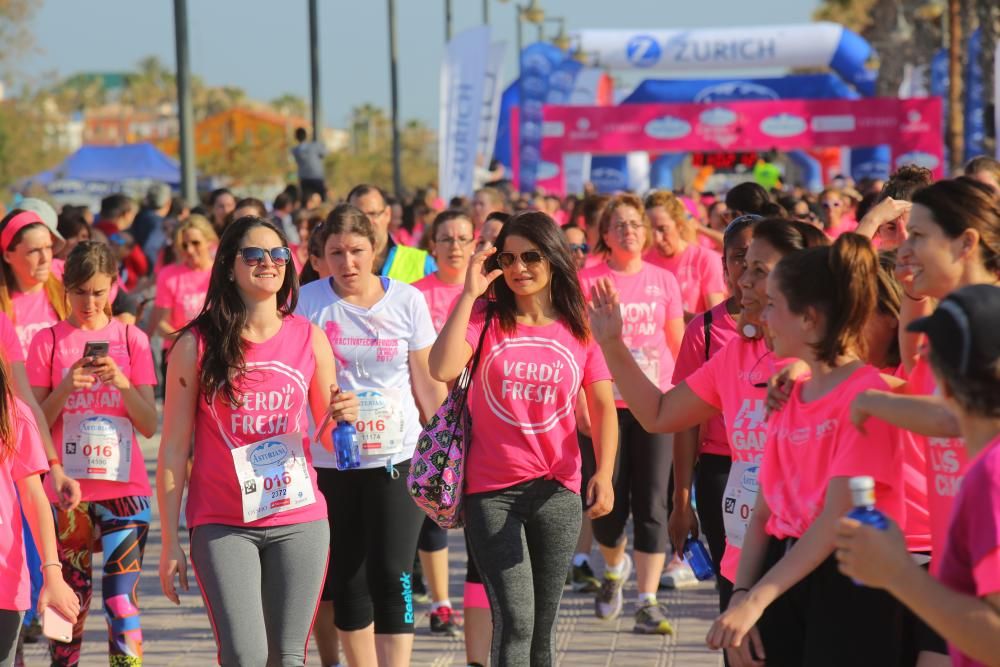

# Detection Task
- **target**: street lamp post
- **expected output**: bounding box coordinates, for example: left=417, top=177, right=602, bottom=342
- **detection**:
left=388, top=0, right=403, bottom=197
left=445, top=0, right=452, bottom=42
left=173, top=0, right=196, bottom=204
left=308, top=0, right=322, bottom=141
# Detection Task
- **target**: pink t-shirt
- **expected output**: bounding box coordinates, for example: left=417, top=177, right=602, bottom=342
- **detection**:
left=579, top=261, right=683, bottom=408
left=685, top=336, right=774, bottom=579
left=907, top=355, right=969, bottom=568
left=672, top=301, right=738, bottom=457
left=187, top=315, right=327, bottom=528
left=0, top=312, right=24, bottom=364
left=890, top=364, right=933, bottom=554
left=644, top=243, right=726, bottom=314
left=11, top=289, right=59, bottom=357
left=0, top=398, right=48, bottom=611
left=464, top=303, right=611, bottom=495
left=27, top=320, right=157, bottom=502
left=153, top=263, right=211, bottom=350
left=937, top=435, right=1000, bottom=667
left=412, top=273, right=463, bottom=333
left=761, top=365, right=905, bottom=540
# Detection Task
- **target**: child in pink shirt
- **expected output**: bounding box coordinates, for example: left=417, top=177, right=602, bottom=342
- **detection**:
left=835, top=284, right=1000, bottom=667
left=413, top=211, right=475, bottom=333
left=708, top=234, right=908, bottom=667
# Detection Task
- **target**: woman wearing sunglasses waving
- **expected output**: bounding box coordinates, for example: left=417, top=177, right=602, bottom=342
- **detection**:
left=27, top=242, right=157, bottom=666
left=295, top=204, right=446, bottom=667
left=576, top=193, right=685, bottom=634
left=157, top=216, right=358, bottom=666
left=429, top=211, right=618, bottom=667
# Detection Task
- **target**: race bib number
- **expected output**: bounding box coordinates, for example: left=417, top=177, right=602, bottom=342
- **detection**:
left=722, top=460, right=759, bottom=548
left=231, top=432, right=316, bottom=523
left=62, top=413, right=132, bottom=482
left=356, top=388, right=404, bottom=457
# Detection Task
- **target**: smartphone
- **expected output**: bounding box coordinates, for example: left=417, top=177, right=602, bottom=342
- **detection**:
left=42, top=607, right=73, bottom=643
left=82, top=341, right=109, bottom=360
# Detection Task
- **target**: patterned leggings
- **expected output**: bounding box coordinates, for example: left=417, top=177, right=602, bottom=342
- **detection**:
left=50, top=496, right=151, bottom=667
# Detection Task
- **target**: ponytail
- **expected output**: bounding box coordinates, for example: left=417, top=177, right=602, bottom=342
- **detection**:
left=774, top=233, right=878, bottom=365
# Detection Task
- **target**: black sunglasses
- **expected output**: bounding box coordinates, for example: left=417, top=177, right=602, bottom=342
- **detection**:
left=238, top=246, right=292, bottom=267
left=497, top=250, right=545, bottom=268
left=568, top=243, right=590, bottom=254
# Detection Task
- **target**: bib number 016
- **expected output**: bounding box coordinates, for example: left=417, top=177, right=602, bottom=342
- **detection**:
left=356, top=419, right=385, bottom=433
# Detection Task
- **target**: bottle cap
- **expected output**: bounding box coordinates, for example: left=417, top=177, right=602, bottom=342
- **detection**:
left=849, top=476, right=876, bottom=507
left=848, top=476, right=875, bottom=492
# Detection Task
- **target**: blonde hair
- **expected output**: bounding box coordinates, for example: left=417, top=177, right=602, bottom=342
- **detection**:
left=595, top=193, right=652, bottom=254
left=644, top=190, right=695, bottom=242
left=173, top=214, right=218, bottom=250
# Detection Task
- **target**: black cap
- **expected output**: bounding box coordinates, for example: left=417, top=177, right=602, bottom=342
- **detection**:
left=907, top=284, right=1000, bottom=377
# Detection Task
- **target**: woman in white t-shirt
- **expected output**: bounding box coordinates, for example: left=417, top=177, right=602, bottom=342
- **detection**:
left=296, top=204, right=446, bottom=667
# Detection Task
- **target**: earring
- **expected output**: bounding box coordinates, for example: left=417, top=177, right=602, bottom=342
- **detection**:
left=228, top=273, right=235, bottom=282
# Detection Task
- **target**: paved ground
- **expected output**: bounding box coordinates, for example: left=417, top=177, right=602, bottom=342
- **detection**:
left=23, top=432, right=723, bottom=666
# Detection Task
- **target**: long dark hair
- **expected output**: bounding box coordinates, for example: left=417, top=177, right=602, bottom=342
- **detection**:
left=484, top=211, right=589, bottom=342
left=0, top=361, right=13, bottom=461
left=182, top=216, right=298, bottom=406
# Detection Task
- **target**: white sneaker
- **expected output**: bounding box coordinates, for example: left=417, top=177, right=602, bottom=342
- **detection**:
left=660, top=556, right=699, bottom=590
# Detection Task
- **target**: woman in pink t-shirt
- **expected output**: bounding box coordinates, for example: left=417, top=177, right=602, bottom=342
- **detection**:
left=852, top=178, right=1000, bottom=570
left=643, top=191, right=727, bottom=316
left=429, top=211, right=618, bottom=667
left=0, top=209, right=68, bottom=357
left=0, top=380, right=80, bottom=664
left=707, top=234, right=909, bottom=666
left=835, top=284, right=1000, bottom=667
left=27, top=242, right=158, bottom=666
left=577, top=193, right=685, bottom=633
left=413, top=210, right=474, bottom=333
left=145, top=215, right=217, bottom=364
left=157, top=216, right=357, bottom=666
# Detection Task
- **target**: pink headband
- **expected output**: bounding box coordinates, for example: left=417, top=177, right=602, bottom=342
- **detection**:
left=0, top=211, right=45, bottom=250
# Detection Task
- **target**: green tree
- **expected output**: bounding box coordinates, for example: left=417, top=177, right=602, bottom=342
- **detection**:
left=270, top=93, right=308, bottom=118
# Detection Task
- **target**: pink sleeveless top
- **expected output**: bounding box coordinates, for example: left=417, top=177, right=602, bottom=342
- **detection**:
left=186, top=314, right=327, bottom=528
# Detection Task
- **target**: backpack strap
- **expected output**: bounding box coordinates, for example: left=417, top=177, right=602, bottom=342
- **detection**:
left=703, top=307, right=714, bottom=362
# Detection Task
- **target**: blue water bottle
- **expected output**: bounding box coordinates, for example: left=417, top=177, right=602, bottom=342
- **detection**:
left=846, top=476, right=888, bottom=530
left=333, top=421, right=361, bottom=470
left=683, top=536, right=715, bottom=581
left=846, top=476, right=888, bottom=585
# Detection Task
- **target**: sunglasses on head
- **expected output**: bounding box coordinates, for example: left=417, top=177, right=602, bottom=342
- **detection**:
left=238, top=246, right=292, bottom=267
left=568, top=243, right=590, bottom=254
left=497, top=250, right=545, bottom=268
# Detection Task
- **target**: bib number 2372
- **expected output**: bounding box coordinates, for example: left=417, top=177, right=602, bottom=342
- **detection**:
left=231, top=432, right=316, bottom=523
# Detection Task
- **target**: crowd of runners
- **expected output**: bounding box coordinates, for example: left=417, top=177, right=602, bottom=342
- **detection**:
left=0, top=154, right=999, bottom=667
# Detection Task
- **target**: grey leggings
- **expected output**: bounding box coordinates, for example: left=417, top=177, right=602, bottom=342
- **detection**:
left=0, top=610, right=24, bottom=667
left=465, top=478, right=582, bottom=667
left=190, top=520, right=329, bottom=667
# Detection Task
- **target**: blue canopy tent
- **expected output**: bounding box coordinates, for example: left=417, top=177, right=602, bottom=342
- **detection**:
left=19, top=143, right=180, bottom=208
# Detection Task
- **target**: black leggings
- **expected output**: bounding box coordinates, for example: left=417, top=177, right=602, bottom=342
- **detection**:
left=418, top=516, right=448, bottom=552
left=695, top=453, right=732, bottom=610
left=756, top=536, right=905, bottom=667
left=316, top=464, right=424, bottom=634
left=591, top=408, right=672, bottom=553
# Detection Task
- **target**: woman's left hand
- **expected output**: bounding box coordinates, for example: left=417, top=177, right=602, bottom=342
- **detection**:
left=706, top=595, right=765, bottom=652
left=585, top=472, right=614, bottom=519
left=85, top=355, right=128, bottom=390
left=49, top=466, right=82, bottom=512
left=328, top=386, right=359, bottom=424
left=834, top=517, right=910, bottom=590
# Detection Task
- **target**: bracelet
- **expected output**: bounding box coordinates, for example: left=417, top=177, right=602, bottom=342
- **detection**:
left=41, top=561, right=62, bottom=570
left=903, top=292, right=927, bottom=301
left=47, top=458, right=61, bottom=467
left=732, top=587, right=751, bottom=595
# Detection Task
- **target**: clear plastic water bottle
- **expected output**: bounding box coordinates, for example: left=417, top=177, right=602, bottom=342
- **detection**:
left=683, top=536, right=715, bottom=581
left=333, top=421, right=361, bottom=470
left=846, top=476, right=888, bottom=530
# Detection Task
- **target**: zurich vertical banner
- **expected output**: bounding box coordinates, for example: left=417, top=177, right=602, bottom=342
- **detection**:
left=476, top=41, right=507, bottom=177
left=439, top=26, right=491, bottom=203
left=519, top=42, right=566, bottom=192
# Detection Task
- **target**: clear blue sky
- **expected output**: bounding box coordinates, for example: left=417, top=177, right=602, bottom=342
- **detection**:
left=23, top=0, right=821, bottom=129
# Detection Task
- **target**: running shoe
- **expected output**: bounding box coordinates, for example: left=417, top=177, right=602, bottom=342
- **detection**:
left=633, top=601, right=675, bottom=635
left=660, top=556, right=699, bottom=590
left=429, top=605, right=463, bottom=637
left=594, top=553, right=633, bottom=620
left=570, top=560, right=601, bottom=593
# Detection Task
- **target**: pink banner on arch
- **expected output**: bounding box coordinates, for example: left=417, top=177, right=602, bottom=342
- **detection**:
left=534, top=97, right=943, bottom=194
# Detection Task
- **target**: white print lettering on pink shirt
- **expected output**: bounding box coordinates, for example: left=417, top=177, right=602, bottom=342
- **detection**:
left=620, top=301, right=659, bottom=337
left=65, top=391, right=122, bottom=411
left=928, top=438, right=963, bottom=498
left=230, top=383, right=296, bottom=437
left=730, top=398, right=767, bottom=462
left=500, top=360, right=565, bottom=405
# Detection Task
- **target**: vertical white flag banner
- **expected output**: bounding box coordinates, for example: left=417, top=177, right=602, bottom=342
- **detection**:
left=439, top=26, right=491, bottom=203
left=476, top=41, right=507, bottom=177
